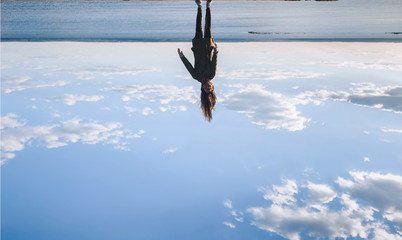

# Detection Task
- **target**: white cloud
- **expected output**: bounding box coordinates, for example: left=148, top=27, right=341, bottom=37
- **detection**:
left=1, top=113, right=26, bottom=130
left=248, top=203, right=370, bottom=240
left=52, top=94, right=104, bottom=106
left=382, top=128, right=402, bottom=134
left=302, top=168, right=318, bottom=178
left=223, top=200, right=245, bottom=224
left=159, top=105, right=187, bottom=113
left=175, top=74, right=192, bottom=80
left=125, top=105, right=187, bottom=115
left=80, top=65, right=159, bottom=76
left=121, top=95, right=131, bottom=102
left=104, top=84, right=198, bottom=105
left=305, top=182, right=337, bottom=208
left=364, top=157, right=371, bottom=162
left=1, top=64, right=11, bottom=70
left=141, top=107, right=154, bottom=116
left=57, top=65, right=159, bottom=80
left=1, top=76, right=67, bottom=93
left=125, top=106, right=137, bottom=113
left=328, top=61, right=402, bottom=72
left=219, top=69, right=324, bottom=81
left=232, top=210, right=244, bottom=222
left=223, top=222, right=236, bottom=229
left=77, top=75, right=95, bottom=81
left=162, top=148, right=177, bottom=154
left=223, top=84, right=310, bottom=131
left=246, top=171, right=402, bottom=240
left=372, top=223, right=402, bottom=240
left=1, top=153, right=16, bottom=163
left=258, top=179, right=298, bottom=205
left=1, top=115, right=136, bottom=163
left=126, top=129, right=145, bottom=139
left=300, top=83, right=402, bottom=114
left=223, top=200, right=233, bottom=209
left=380, top=139, right=392, bottom=143
left=337, top=171, right=402, bottom=230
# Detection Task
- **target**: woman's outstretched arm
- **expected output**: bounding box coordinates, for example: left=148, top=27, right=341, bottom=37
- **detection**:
left=178, top=48, right=197, bottom=80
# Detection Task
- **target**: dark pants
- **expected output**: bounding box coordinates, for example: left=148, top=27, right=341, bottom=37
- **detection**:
left=194, top=7, right=211, bottom=39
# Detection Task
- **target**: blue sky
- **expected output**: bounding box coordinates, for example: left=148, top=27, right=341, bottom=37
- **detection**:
left=1, top=42, right=402, bottom=240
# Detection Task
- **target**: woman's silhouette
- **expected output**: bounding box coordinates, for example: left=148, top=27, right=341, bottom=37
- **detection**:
left=178, top=0, right=218, bottom=121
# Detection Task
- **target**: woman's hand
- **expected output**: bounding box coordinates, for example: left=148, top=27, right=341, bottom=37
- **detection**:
left=178, top=48, right=184, bottom=57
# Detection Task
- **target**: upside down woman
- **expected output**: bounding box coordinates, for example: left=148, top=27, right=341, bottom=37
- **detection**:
left=178, top=0, right=218, bottom=121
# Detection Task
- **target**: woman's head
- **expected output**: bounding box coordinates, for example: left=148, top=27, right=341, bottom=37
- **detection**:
left=200, top=81, right=216, bottom=122
left=202, top=81, right=214, bottom=93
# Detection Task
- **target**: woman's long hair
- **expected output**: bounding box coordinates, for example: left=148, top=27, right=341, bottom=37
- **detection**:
left=200, top=87, right=216, bottom=122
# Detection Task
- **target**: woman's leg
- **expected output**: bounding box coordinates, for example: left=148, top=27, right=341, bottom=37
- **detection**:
left=204, top=6, right=211, bottom=39
left=194, top=6, right=203, bottom=39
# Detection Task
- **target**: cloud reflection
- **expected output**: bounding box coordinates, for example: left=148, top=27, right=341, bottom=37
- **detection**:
left=1, top=114, right=143, bottom=164
left=51, top=94, right=104, bottom=106
left=1, top=76, right=67, bottom=93
left=244, top=171, right=402, bottom=240
left=219, top=69, right=324, bottom=81
left=223, top=222, right=236, bottom=229
left=327, top=61, right=402, bottom=72
left=300, top=83, right=402, bottom=114
left=223, top=84, right=310, bottom=131
left=57, top=65, right=159, bottom=80
left=381, top=128, right=402, bottom=134
left=162, top=148, right=178, bottom=154
left=104, top=85, right=198, bottom=105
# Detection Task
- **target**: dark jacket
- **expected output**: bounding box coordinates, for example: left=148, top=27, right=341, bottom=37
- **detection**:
left=180, top=38, right=218, bottom=83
